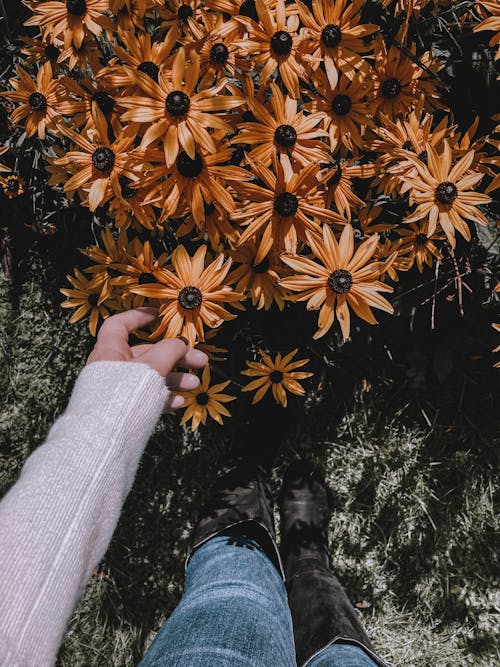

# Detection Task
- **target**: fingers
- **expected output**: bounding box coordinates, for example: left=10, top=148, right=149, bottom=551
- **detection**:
left=138, top=337, right=193, bottom=378
left=164, top=393, right=185, bottom=414
left=96, top=307, right=158, bottom=348
left=165, top=372, right=200, bottom=392
left=177, top=348, right=209, bottom=370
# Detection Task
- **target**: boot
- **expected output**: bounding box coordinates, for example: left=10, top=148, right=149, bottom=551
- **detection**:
left=279, top=460, right=388, bottom=667
left=187, top=397, right=289, bottom=579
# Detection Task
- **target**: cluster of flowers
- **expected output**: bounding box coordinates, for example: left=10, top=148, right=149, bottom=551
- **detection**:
left=1, top=0, right=499, bottom=426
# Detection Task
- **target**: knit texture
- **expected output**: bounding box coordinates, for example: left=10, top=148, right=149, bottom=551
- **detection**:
left=0, top=360, right=170, bottom=667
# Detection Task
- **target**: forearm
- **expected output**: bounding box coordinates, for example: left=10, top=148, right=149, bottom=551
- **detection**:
left=0, top=361, right=169, bottom=667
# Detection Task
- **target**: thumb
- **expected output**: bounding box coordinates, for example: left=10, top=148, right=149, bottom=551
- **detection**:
left=138, top=337, right=189, bottom=378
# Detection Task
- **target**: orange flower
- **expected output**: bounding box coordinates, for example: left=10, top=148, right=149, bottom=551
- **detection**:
left=370, top=38, right=444, bottom=118
left=50, top=107, right=143, bottom=211
left=232, top=81, right=329, bottom=180
left=3, top=62, right=63, bottom=140
left=403, top=140, right=491, bottom=248
left=233, top=154, right=344, bottom=264
left=235, top=0, right=306, bottom=99
left=60, top=267, right=111, bottom=336
left=119, top=47, right=243, bottom=166
left=129, top=244, right=242, bottom=346
left=296, top=0, right=377, bottom=88
left=280, top=224, right=394, bottom=340
left=24, top=0, right=111, bottom=49
left=179, top=364, right=236, bottom=430
left=305, top=70, right=371, bottom=153
left=396, top=222, right=444, bottom=273
left=241, top=349, right=313, bottom=407
left=317, top=159, right=375, bottom=220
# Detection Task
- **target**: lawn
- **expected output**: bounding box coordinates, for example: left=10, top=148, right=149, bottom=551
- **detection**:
left=1, top=233, right=498, bottom=666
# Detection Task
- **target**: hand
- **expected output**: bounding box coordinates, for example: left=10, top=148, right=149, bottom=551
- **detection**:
left=86, top=307, right=208, bottom=412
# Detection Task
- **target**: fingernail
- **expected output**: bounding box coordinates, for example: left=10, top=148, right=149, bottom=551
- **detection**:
left=177, top=335, right=189, bottom=346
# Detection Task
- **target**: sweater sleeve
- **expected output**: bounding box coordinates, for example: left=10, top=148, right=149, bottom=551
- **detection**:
left=0, top=360, right=170, bottom=667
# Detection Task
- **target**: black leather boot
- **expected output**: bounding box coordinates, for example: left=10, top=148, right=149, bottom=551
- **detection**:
left=187, top=398, right=302, bottom=580
left=279, top=460, right=389, bottom=667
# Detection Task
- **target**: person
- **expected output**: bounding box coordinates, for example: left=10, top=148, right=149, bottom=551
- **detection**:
left=0, top=307, right=388, bottom=667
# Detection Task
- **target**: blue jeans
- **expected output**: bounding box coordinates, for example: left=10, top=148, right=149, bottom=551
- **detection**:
left=138, top=534, right=379, bottom=667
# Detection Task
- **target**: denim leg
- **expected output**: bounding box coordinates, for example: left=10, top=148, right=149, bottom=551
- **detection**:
left=307, top=643, right=381, bottom=667
left=138, top=532, right=296, bottom=667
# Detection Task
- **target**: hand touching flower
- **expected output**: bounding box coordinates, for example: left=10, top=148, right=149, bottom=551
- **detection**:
left=86, top=307, right=208, bottom=412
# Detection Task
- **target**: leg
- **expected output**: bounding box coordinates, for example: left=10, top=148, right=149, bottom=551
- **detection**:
left=138, top=529, right=296, bottom=667
left=280, top=461, right=389, bottom=667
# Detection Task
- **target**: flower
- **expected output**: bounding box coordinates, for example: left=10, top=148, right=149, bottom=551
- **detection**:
left=20, top=35, right=64, bottom=69
left=297, top=0, right=377, bottom=88
left=1, top=175, right=26, bottom=199
left=119, top=47, right=243, bottom=166
left=233, top=154, right=343, bottom=264
left=177, top=203, right=238, bottom=250
left=60, top=267, right=111, bottom=336
left=232, top=81, right=329, bottom=180
left=109, top=0, right=149, bottom=34
left=396, top=222, right=444, bottom=273
left=155, top=0, right=204, bottom=40
left=179, top=364, right=236, bottom=430
left=280, top=224, right=395, bottom=340
left=129, top=244, right=242, bottom=346
left=228, top=240, right=287, bottom=311
left=107, top=178, right=160, bottom=232
left=370, top=39, right=443, bottom=118
left=241, top=348, right=312, bottom=407
left=3, top=62, right=63, bottom=140
left=305, top=70, right=371, bottom=153
left=50, top=107, right=143, bottom=211
left=142, top=141, right=250, bottom=225
left=403, top=140, right=492, bottom=248
left=236, top=0, right=306, bottom=99
left=58, top=75, right=123, bottom=136
left=24, top=0, right=111, bottom=49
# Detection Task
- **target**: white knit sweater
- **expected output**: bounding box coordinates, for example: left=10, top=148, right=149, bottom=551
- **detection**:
left=0, top=360, right=170, bottom=666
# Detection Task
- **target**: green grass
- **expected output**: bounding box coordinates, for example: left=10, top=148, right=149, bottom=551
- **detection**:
left=1, top=241, right=498, bottom=667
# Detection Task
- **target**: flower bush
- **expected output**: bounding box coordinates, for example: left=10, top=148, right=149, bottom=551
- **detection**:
left=0, top=0, right=498, bottom=426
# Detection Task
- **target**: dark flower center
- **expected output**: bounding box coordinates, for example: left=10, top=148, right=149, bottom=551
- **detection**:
left=119, top=176, right=137, bottom=199
left=269, top=370, right=283, bottom=383
left=178, top=285, right=202, bottom=309
left=321, top=24, right=342, bottom=48
left=7, top=178, right=19, bottom=191
left=92, top=147, right=115, bottom=172
left=107, top=266, right=122, bottom=278
left=328, top=269, right=353, bottom=294
left=252, top=257, right=270, bottom=273
left=165, top=90, right=191, bottom=117
left=331, top=94, right=352, bottom=116
left=381, top=77, right=402, bottom=99
left=92, top=91, right=115, bottom=115
left=138, top=272, right=156, bottom=284
left=210, top=43, right=229, bottom=64
left=230, top=145, right=245, bottom=165
left=274, top=124, right=297, bottom=148
left=270, top=30, right=293, bottom=56
left=66, top=0, right=87, bottom=15
left=137, top=61, right=159, bottom=82
left=177, top=3, right=193, bottom=20
left=29, top=92, right=47, bottom=112
left=415, top=233, right=427, bottom=246
left=418, top=150, right=428, bottom=163
left=435, top=181, right=458, bottom=205
left=176, top=151, right=203, bottom=178
left=402, top=140, right=412, bottom=151
left=196, top=392, right=209, bottom=405
left=45, top=44, right=60, bottom=60
left=239, top=0, right=258, bottom=22
left=327, top=164, right=342, bottom=187
left=88, top=293, right=99, bottom=306
left=274, top=192, right=299, bottom=217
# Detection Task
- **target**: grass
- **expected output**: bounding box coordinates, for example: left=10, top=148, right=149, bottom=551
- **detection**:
left=0, top=237, right=498, bottom=667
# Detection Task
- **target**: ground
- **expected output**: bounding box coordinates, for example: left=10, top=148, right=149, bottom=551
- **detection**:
left=0, top=236, right=498, bottom=667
